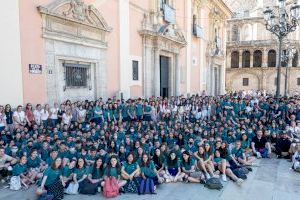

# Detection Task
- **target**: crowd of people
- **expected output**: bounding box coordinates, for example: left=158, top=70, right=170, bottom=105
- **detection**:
left=0, top=91, right=300, bottom=199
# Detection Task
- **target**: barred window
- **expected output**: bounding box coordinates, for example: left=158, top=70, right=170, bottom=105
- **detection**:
left=297, top=78, right=300, bottom=86
left=64, top=63, right=90, bottom=88
left=132, top=60, right=139, bottom=81
left=243, top=78, right=249, bottom=86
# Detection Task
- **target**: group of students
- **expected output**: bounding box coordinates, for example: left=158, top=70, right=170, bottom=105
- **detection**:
left=0, top=91, right=300, bottom=199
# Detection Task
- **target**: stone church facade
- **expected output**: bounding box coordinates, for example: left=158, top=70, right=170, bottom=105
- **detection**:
left=0, top=0, right=231, bottom=106
left=225, top=0, right=300, bottom=95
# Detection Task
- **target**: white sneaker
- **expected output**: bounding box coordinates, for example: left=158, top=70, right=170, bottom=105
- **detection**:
left=205, top=173, right=211, bottom=179
left=97, top=187, right=101, bottom=193
left=256, top=152, right=262, bottom=159
left=236, top=178, right=244, bottom=186
left=251, top=163, right=260, bottom=167
left=222, top=174, right=227, bottom=182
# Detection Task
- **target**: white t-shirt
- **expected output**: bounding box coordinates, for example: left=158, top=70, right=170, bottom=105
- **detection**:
left=62, top=113, right=72, bottom=125
left=0, top=113, right=6, bottom=127
left=50, top=108, right=59, bottom=119
left=77, top=109, right=86, bottom=121
left=13, top=111, right=25, bottom=124
left=33, top=110, right=42, bottom=125
left=0, top=154, right=13, bottom=166
left=40, top=109, right=49, bottom=121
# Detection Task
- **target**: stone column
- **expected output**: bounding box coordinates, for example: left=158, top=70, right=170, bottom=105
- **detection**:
left=250, top=51, right=253, bottom=68
left=262, top=48, right=268, bottom=67
left=175, top=53, right=180, bottom=96
left=154, top=48, right=160, bottom=97
left=239, top=49, right=243, bottom=68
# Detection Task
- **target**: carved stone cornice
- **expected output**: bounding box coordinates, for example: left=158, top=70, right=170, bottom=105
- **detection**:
left=38, top=0, right=112, bottom=32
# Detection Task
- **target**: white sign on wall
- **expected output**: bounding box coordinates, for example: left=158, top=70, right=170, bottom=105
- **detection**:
left=29, top=64, right=42, bottom=74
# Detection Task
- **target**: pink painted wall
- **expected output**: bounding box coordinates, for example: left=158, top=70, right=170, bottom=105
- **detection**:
left=175, top=0, right=187, bottom=95
left=19, top=0, right=49, bottom=105
left=190, top=36, right=201, bottom=93
left=93, top=0, right=120, bottom=98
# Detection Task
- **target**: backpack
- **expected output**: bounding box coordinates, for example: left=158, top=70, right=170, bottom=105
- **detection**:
left=79, top=179, right=98, bottom=195
left=65, top=182, right=79, bottom=195
left=103, top=177, right=119, bottom=198
left=124, top=178, right=140, bottom=193
left=10, top=176, right=21, bottom=191
left=204, top=178, right=223, bottom=190
left=233, top=168, right=247, bottom=180
left=138, top=178, right=155, bottom=195
left=239, top=167, right=250, bottom=174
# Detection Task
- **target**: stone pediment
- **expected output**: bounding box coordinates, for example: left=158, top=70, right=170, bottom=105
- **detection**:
left=38, top=0, right=111, bottom=32
left=158, top=24, right=187, bottom=46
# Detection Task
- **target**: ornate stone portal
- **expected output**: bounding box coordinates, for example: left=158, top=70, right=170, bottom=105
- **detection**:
left=38, top=0, right=111, bottom=104
left=140, top=12, right=186, bottom=98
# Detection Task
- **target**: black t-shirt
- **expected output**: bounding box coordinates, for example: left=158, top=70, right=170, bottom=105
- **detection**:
left=252, top=136, right=267, bottom=149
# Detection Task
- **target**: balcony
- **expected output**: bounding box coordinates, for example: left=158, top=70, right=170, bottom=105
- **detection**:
left=163, top=4, right=176, bottom=24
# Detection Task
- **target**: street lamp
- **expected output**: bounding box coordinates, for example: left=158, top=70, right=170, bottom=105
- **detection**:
left=263, top=0, right=300, bottom=98
left=282, top=46, right=297, bottom=97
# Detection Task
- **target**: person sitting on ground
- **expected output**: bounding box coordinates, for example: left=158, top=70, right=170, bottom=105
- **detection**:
left=181, top=151, right=203, bottom=183
left=0, top=146, right=17, bottom=182
left=275, top=131, right=292, bottom=159
left=251, top=130, right=271, bottom=158
left=164, top=152, right=185, bottom=183
left=12, top=155, right=34, bottom=189
left=121, top=153, right=141, bottom=193
left=292, top=142, right=300, bottom=172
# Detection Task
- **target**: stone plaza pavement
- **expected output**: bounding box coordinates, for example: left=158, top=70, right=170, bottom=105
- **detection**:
left=0, top=159, right=299, bottom=200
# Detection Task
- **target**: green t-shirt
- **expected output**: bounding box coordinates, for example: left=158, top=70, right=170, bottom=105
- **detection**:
left=123, top=162, right=138, bottom=174
left=74, top=167, right=87, bottom=180
left=214, top=157, right=223, bottom=164
left=27, top=156, right=42, bottom=168
left=104, top=167, right=119, bottom=178
left=90, top=167, right=104, bottom=179
left=180, top=158, right=195, bottom=171
left=62, top=166, right=73, bottom=177
left=12, top=164, right=27, bottom=176
left=140, top=161, right=156, bottom=178
left=43, top=167, right=61, bottom=186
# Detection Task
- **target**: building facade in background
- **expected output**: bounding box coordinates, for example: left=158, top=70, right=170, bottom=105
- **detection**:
left=0, top=0, right=231, bottom=106
left=225, top=0, right=300, bottom=95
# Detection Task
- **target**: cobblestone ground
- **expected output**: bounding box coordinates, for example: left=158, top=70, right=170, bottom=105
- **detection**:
left=0, top=159, right=299, bottom=200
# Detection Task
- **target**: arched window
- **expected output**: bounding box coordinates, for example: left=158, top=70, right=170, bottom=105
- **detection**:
left=268, top=50, right=276, bottom=67
left=231, top=25, right=239, bottom=41
left=242, top=51, right=250, bottom=68
left=292, top=50, right=298, bottom=67
left=253, top=50, right=262, bottom=67
left=231, top=51, right=239, bottom=68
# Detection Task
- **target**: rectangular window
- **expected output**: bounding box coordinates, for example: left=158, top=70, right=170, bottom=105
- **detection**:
left=132, top=60, right=139, bottom=81
left=242, top=78, right=249, bottom=86
left=275, top=77, right=277, bottom=85
left=297, top=78, right=300, bottom=86
left=64, top=63, right=90, bottom=88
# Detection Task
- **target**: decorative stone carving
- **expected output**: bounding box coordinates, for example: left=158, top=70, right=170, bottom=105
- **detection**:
left=38, top=0, right=112, bottom=33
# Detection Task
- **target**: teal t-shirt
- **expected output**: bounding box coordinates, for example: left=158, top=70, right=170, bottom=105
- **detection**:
left=74, top=167, right=87, bottom=180
left=214, top=157, right=223, bottom=164
left=123, top=162, right=138, bottom=174
left=231, top=147, right=244, bottom=158
left=27, top=157, right=42, bottom=168
left=104, top=167, right=119, bottom=178
left=180, top=158, right=195, bottom=171
left=12, top=164, right=27, bottom=176
left=136, top=104, right=143, bottom=116
left=140, top=161, right=156, bottom=178
left=62, top=166, right=73, bottom=177
left=90, top=167, right=104, bottom=179
left=43, top=167, right=61, bottom=186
